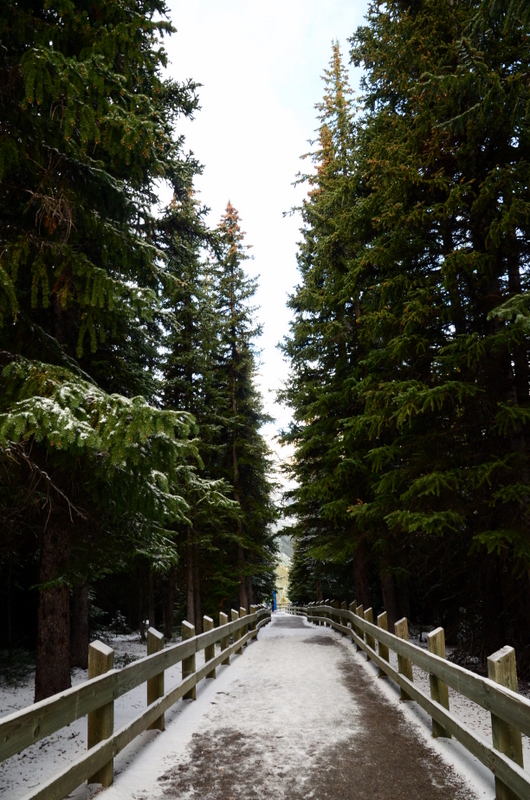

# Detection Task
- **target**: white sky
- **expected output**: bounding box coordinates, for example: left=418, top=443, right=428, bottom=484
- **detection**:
left=163, top=1, right=370, bottom=478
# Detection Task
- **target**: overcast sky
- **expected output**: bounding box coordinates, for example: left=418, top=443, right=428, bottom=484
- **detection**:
left=163, top=1, right=370, bottom=477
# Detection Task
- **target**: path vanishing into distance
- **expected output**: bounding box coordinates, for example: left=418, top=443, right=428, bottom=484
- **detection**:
left=98, top=613, right=481, bottom=800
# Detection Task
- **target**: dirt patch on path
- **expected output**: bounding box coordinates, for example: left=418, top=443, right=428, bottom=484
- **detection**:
left=153, top=617, right=476, bottom=800
left=301, top=654, right=471, bottom=800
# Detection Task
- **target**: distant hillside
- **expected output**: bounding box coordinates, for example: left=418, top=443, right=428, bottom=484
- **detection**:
left=278, top=534, right=293, bottom=559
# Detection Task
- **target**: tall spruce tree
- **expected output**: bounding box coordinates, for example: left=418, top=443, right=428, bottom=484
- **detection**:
left=211, top=203, right=277, bottom=611
left=283, top=3, right=530, bottom=667
left=348, top=0, right=530, bottom=659
left=280, top=44, right=374, bottom=609
left=0, top=0, right=201, bottom=697
left=160, top=193, right=241, bottom=633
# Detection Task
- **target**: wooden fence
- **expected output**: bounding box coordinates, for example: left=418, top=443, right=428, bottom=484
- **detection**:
left=0, top=605, right=271, bottom=800
left=288, top=602, right=530, bottom=800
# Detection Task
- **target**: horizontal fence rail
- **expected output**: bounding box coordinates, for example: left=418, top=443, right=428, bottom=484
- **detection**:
left=288, top=603, right=530, bottom=800
left=0, top=605, right=271, bottom=800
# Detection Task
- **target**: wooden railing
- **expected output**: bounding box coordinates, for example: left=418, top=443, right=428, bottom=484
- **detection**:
left=0, top=605, right=271, bottom=800
left=288, top=602, right=530, bottom=800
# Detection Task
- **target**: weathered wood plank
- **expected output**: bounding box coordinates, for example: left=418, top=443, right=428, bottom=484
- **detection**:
left=232, top=609, right=242, bottom=655
left=488, top=646, right=524, bottom=800
left=427, top=627, right=450, bottom=739
left=181, top=621, right=196, bottom=701
left=364, top=608, right=375, bottom=655
left=87, top=641, right=114, bottom=786
left=240, top=607, right=248, bottom=648
left=377, top=611, right=389, bottom=677
left=219, top=611, right=230, bottom=665
left=147, top=628, right=165, bottom=732
left=203, top=616, right=216, bottom=680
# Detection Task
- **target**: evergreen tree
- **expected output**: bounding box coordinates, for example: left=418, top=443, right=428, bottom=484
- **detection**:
left=284, top=3, right=530, bottom=667
left=280, top=44, right=374, bottom=609
left=348, top=0, right=530, bottom=658
left=211, top=203, right=278, bottom=611
left=160, top=200, right=277, bottom=626
left=0, top=0, right=201, bottom=698
left=160, top=192, right=240, bottom=633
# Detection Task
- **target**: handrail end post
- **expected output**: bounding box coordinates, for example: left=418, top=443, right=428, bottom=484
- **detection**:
left=87, top=640, right=115, bottom=786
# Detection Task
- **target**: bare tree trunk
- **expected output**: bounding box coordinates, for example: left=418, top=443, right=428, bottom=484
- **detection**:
left=316, top=578, right=323, bottom=603
left=138, top=568, right=146, bottom=641
left=352, top=540, right=371, bottom=609
left=164, top=565, right=176, bottom=640
left=193, top=544, right=202, bottom=633
left=35, top=520, right=71, bottom=702
left=70, top=580, right=89, bottom=669
left=238, top=545, right=248, bottom=611
left=380, top=563, right=398, bottom=630
left=186, top=528, right=195, bottom=626
left=246, top=575, right=253, bottom=608
left=148, top=568, right=155, bottom=630
left=397, top=577, right=411, bottom=621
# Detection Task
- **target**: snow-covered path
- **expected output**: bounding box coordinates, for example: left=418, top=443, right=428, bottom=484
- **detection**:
left=92, top=613, right=483, bottom=800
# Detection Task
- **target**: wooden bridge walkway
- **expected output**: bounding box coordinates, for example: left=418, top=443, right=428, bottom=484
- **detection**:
left=99, top=614, right=477, bottom=800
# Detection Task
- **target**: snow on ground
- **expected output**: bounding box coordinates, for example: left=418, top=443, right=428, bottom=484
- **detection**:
left=316, top=616, right=530, bottom=800
left=0, top=633, right=211, bottom=799
left=1, top=613, right=528, bottom=799
left=99, top=613, right=363, bottom=799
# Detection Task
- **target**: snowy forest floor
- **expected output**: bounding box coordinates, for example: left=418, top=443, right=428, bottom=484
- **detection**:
left=3, top=612, right=528, bottom=799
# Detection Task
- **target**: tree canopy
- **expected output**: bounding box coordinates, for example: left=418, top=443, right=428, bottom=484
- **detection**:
left=0, top=0, right=276, bottom=698
left=283, top=2, right=530, bottom=671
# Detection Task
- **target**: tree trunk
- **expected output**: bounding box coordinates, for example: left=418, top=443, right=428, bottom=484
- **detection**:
left=193, top=544, right=202, bottom=633
left=35, top=520, right=71, bottom=702
left=238, top=545, right=248, bottom=611
left=70, top=580, right=89, bottom=669
left=246, top=575, right=253, bottom=608
left=148, top=568, right=155, bottom=630
left=186, top=528, right=195, bottom=626
left=380, top=563, right=398, bottom=630
left=480, top=556, right=505, bottom=657
left=396, top=577, right=411, bottom=622
left=316, top=578, right=323, bottom=603
left=138, top=569, right=146, bottom=641
left=164, top=565, right=176, bottom=640
left=352, top=540, right=371, bottom=609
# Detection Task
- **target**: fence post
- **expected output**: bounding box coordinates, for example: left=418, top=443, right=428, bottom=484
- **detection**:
left=395, top=617, right=413, bottom=701
left=87, top=641, right=114, bottom=786
left=364, top=608, right=375, bottom=657
left=240, top=606, right=248, bottom=647
left=250, top=604, right=258, bottom=636
left=219, top=611, right=230, bottom=665
left=181, top=620, right=196, bottom=700
left=232, top=609, right=241, bottom=655
left=427, top=627, right=450, bottom=738
left=147, top=628, right=165, bottom=731
left=340, top=601, right=347, bottom=634
left=331, top=599, right=339, bottom=629
left=377, top=611, right=389, bottom=676
left=324, top=600, right=330, bottom=627
left=356, top=604, right=364, bottom=651
left=203, top=616, right=216, bottom=679
left=487, top=646, right=524, bottom=800
left=348, top=601, right=356, bottom=640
